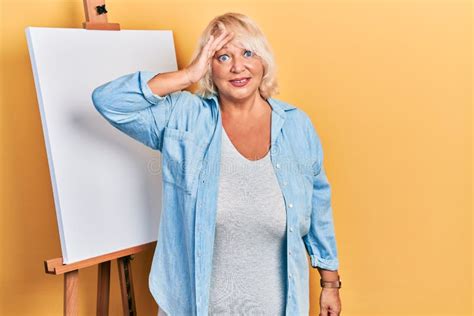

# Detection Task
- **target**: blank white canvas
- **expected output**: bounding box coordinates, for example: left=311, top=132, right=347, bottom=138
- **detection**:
left=25, top=27, right=177, bottom=264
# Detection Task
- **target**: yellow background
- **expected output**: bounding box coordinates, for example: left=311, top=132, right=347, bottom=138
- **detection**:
left=0, top=0, right=472, bottom=315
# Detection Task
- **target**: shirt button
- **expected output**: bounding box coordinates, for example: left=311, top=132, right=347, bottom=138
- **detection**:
left=288, top=294, right=292, bottom=299
left=289, top=273, right=292, bottom=279
left=197, top=252, right=201, bottom=257
left=289, top=227, right=293, bottom=232
left=283, top=181, right=288, bottom=186
left=276, top=163, right=281, bottom=169
left=288, top=250, right=292, bottom=256
left=288, top=203, right=293, bottom=208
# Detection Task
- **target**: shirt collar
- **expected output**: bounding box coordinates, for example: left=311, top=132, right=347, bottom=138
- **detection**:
left=206, top=93, right=296, bottom=118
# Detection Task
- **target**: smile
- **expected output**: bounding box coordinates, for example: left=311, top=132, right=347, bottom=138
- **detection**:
left=229, top=77, right=251, bottom=87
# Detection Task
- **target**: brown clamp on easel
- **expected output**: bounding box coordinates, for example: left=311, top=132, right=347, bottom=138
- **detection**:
left=43, top=2, right=154, bottom=316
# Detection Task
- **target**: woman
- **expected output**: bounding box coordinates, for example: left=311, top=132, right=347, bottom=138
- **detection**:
left=92, top=12, right=341, bottom=316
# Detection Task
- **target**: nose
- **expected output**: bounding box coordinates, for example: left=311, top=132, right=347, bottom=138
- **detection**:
left=230, top=55, right=246, bottom=73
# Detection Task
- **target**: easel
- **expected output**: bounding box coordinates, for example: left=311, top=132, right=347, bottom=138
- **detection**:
left=45, top=242, right=156, bottom=315
left=44, top=2, right=154, bottom=315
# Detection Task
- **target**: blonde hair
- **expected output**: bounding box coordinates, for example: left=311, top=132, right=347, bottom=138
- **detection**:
left=190, top=12, right=279, bottom=99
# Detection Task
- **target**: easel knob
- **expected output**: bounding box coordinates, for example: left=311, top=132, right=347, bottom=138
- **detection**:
left=82, top=0, right=120, bottom=30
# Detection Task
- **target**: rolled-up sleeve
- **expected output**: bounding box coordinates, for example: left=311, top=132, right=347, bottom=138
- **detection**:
left=91, top=70, right=180, bottom=152
left=302, top=120, right=340, bottom=271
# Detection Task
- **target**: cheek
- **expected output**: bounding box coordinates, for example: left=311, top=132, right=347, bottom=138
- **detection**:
left=249, top=62, right=264, bottom=77
left=211, top=64, right=226, bottom=80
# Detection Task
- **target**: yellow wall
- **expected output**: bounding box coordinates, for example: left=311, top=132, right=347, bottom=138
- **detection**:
left=1, top=0, right=472, bottom=315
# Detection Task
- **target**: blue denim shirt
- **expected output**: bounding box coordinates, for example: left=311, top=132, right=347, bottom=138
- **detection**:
left=91, top=70, right=339, bottom=315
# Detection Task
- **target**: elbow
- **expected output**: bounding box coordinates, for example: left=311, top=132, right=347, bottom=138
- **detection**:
left=91, top=86, right=138, bottom=125
left=91, top=86, right=107, bottom=113
left=91, top=85, right=118, bottom=122
left=91, top=85, right=120, bottom=124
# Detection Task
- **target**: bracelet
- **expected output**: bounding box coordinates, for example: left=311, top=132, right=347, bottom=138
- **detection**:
left=320, top=277, right=342, bottom=289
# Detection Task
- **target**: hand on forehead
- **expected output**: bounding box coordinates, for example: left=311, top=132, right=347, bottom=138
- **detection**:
left=211, top=21, right=227, bottom=36
left=213, top=23, right=241, bottom=43
left=210, top=22, right=249, bottom=54
left=221, top=40, right=245, bottom=51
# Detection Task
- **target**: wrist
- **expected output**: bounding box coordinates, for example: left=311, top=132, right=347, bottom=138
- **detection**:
left=320, top=275, right=342, bottom=289
left=183, top=68, right=194, bottom=85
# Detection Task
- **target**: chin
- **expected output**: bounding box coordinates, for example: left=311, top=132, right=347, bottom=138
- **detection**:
left=228, top=86, right=259, bottom=97
left=229, top=90, right=258, bottom=100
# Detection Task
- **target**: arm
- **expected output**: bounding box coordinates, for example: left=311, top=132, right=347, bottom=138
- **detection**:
left=302, top=120, right=340, bottom=273
left=302, top=120, right=342, bottom=315
left=147, top=69, right=193, bottom=96
left=91, top=29, right=235, bottom=151
left=317, top=267, right=340, bottom=282
left=91, top=70, right=191, bottom=152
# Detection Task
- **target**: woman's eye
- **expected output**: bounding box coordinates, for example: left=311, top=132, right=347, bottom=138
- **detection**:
left=218, top=54, right=229, bottom=62
left=217, top=50, right=253, bottom=62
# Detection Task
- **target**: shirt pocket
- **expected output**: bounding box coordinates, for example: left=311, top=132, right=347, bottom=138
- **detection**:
left=161, top=126, right=206, bottom=195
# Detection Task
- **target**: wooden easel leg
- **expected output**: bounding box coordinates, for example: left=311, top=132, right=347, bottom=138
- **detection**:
left=64, top=270, right=79, bottom=316
left=118, top=256, right=137, bottom=316
left=97, top=261, right=111, bottom=316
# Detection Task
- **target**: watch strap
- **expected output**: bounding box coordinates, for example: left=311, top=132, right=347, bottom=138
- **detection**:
left=320, top=278, right=342, bottom=289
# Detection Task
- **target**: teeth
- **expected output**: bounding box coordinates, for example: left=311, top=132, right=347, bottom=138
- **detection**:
left=232, top=78, right=248, bottom=83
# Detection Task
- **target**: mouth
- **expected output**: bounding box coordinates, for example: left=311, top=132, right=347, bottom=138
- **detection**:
left=229, top=77, right=251, bottom=87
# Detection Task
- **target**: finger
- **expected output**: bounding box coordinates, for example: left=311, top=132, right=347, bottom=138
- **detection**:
left=214, top=32, right=234, bottom=51
left=202, top=31, right=223, bottom=57
left=216, top=28, right=229, bottom=41
left=204, top=35, right=214, bottom=49
left=210, top=28, right=231, bottom=48
left=328, top=307, right=340, bottom=316
left=210, top=28, right=227, bottom=45
left=217, top=21, right=226, bottom=29
left=214, top=32, right=234, bottom=52
left=215, top=21, right=226, bottom=33
left=201, top=35, right=213, bottom=53
left=202, top=35, right=216, bottom=58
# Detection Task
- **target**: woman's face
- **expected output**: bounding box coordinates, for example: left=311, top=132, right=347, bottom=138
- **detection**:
left=211, top=39, right=264, bottom=102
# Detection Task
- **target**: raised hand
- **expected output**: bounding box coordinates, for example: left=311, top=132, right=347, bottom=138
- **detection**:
left=185, top=24, right=234, bottom=84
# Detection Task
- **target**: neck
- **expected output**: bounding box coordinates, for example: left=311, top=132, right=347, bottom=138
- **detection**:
left=218, top=92, right=268, bottom=119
